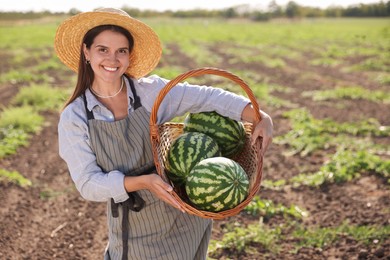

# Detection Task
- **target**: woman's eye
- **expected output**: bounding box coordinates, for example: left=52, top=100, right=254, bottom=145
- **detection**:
left=119, top=49, right=128, bottom=54
left=99, top=48, right=107, bottom=53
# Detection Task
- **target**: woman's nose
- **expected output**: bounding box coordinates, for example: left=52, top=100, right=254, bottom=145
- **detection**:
left=108, top=52, right=118, bottom=61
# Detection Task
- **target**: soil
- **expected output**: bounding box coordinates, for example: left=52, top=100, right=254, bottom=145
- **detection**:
left=0, top=41, right=389, bottom=260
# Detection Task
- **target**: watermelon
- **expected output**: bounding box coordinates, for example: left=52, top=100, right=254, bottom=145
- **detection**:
left=166, top=132, right=221, bottom=185
left=183, top=111, right=246, bottom=157
left=185, top=157, right=249, bottom=212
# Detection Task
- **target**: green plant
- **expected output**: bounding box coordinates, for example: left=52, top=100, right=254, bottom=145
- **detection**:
left=40, top=188, right=65, bottom=200
left=150, top=66, right=185, bottom=79
left=274, top=108, right=390, bottom=156
left=0, top=127, right=29, bottom=158
left=291, top=148, right=390, bottom=187
left=292, top=221, right=390, bottom=251
left=0, top=70, right=39, bottom=84
left=293, top=225, right=338, bottom=249
left=0, top=168, right=31, bottom=187
left=208, top=221, right=282, bottom=255
left=310, top=57, right=340, bottom=67
left=0, top=106, right=43, bottom=133
left=11, top=84, right=68, bottom=111
left=302, top=86, right=390, bottom=104
left=261, top=179, right=287, bottom=190
left=0, top=23, right=58, bottom=49
left=35, top=56, right=67, bottom=72
left=0, top=106, right=44, bottom=158
left=245, top=196, right=308, bottom=219
left=374, top=73, right=390, bottom=85
left=274, top=108, right=333, bottom=156
left=345, top=224, right=390, bottom=244
left=355, top=56, right=390, bottom=72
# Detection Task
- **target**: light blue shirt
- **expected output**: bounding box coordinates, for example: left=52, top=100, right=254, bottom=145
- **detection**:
left=58, top=75, right=250, bottom=203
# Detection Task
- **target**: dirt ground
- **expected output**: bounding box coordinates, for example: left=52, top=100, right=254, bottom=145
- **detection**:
left=0, top=42, right=389, bottom=260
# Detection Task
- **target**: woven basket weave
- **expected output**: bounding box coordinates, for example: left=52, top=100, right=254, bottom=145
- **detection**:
left=149, top=67, right=263, bottom=220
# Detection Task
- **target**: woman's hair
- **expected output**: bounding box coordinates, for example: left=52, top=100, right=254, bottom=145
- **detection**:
left=63, top=25, right=134, bottom=109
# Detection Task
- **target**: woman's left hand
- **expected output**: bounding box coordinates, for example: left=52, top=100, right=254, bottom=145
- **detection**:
left=251, top=110, right=273, bottom=157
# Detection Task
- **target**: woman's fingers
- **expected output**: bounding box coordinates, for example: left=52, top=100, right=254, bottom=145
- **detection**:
left=164, top=190, right=185, bottom=213
left=251, top=113, right=273, bottom=156
left=150, top=175, right=185, bottom=212
left=261, top=135, right=272, bottom=157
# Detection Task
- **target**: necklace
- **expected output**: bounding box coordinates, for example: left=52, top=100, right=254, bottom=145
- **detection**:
left=90, top=78, right=124, bottom=99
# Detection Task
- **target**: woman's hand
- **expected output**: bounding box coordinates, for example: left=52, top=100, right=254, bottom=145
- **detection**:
left=125, top=174, right=185, bottom=212
left=252, top=110, right=273, bottom=157
left=241, top=104, right=273, bottom=157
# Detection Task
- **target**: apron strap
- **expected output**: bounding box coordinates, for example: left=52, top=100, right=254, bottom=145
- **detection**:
left=125, top=75, right=142, bottom=110
left=121, top=201, right=130, bottom=260
left=112, top=165, right=156, bottom=260
left=82, top=94, right=95, bottom=120
left=119, top=191, right=147, bottom=260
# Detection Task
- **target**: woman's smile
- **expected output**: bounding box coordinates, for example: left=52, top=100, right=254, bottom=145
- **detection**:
left=103, top=66, right=119, bottom=72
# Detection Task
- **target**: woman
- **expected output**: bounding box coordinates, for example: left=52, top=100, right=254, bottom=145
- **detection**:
left=55, top=8, right=273, bottom=260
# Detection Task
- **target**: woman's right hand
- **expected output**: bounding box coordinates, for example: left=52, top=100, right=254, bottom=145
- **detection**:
left=125, top=174, right=185, bottom=213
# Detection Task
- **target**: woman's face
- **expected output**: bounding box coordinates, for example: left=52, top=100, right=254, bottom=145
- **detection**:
left=83, top=30, right=130, bottom=84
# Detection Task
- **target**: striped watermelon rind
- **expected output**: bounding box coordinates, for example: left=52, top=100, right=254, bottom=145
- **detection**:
left=166, top=132, right=221, bottom=185
left=185, top=157, right=249, bottom=212
left=183, top=111, right=246, bottom=158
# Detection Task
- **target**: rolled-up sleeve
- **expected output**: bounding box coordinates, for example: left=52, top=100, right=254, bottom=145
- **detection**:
left=58, top=98, right=129, bottom=203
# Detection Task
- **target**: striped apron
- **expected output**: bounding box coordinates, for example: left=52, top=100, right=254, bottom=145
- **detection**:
left=83, top=78, right=212, bottom=260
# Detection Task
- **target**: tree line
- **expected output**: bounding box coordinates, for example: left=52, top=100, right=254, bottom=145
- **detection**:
left=1, top=1, right=389, bottom=21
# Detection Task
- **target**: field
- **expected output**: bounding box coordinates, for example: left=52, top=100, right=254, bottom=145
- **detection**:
left=0, top=16, right=389, bottom=259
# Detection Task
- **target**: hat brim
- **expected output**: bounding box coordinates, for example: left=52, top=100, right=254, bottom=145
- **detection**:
left=54, top=10, right=162, bottom=79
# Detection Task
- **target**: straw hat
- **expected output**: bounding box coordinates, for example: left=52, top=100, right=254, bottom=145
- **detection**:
left=54, top=8, right=162, bottom=79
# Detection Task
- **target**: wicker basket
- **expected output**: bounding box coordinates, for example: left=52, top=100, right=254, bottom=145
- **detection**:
left=149, top=67, right=263, bottom=220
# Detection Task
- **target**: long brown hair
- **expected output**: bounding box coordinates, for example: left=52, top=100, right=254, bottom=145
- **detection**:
left=62, top=25, right=134, bottom=109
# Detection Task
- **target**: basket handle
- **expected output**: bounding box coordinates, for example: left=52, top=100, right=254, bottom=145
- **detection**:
left=150, top=67, right=262, bottom=141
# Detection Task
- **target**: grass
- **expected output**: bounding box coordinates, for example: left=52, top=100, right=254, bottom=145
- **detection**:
left=151, top=66, right=186, bottom=79
left=208, top=221, right=282, bottom=257
left=274, top=108, right=390, bottom=156
left=0, top=168, right=31, bottom=187
left=0, top=69, right=46, bottom=84
left=11, top=84, right=69, bottom=111
left=225, top=46, right=287, bottom=68
left=374, top=73, right=390, bottom=85
left=0, top=23, right=58, bottom=49
left=0, top=81, right=69, bottom=160
left=261, top=179, right=287, bottom=190
left=0, top=126, right=29, bottom=158
left=151, top=18, right=389, bottom=47
left=292, top=148, right=390, bottom=186
left=302, top=85, right=390, bottom=104
left=209, top=219, right=390, bottom=256
left=354, top=54, right=390, bottom=72
left=147, top=18, right=389, bottom=78
left=0, top=84, right=67, bottom=159
left=0, top=106, right=43, bottom=158
left=39, top=186, right=75, bottom=200
left=0, top=106, right=43, bottom=133
left=292, top=221, right=390, bottom=251
left=244, top=196, right=308, bottom=219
